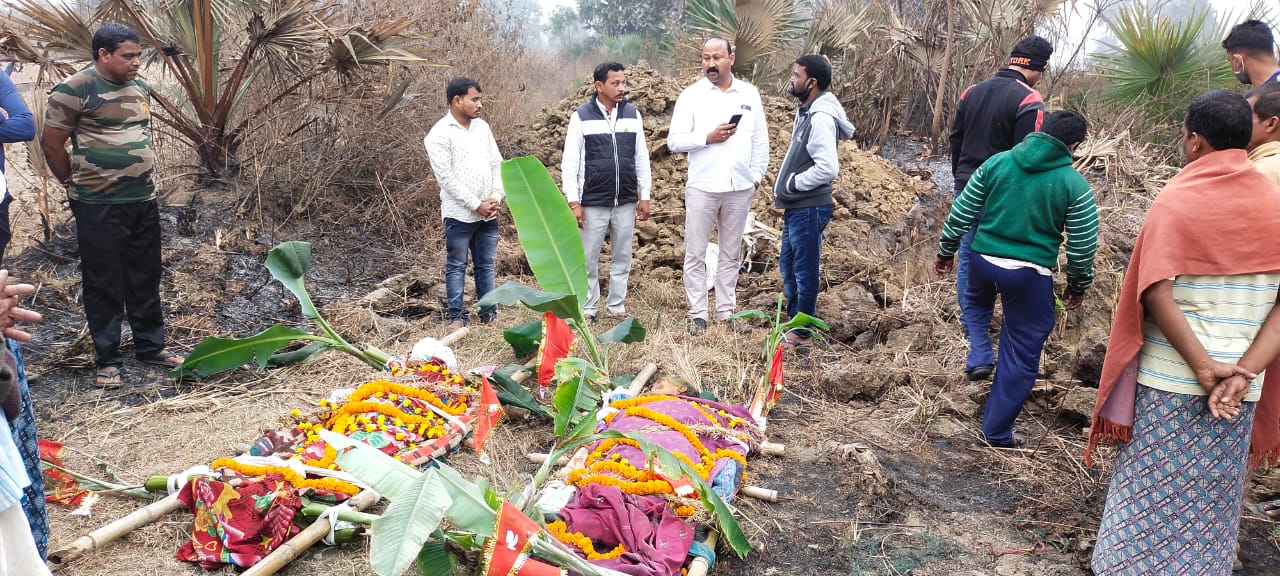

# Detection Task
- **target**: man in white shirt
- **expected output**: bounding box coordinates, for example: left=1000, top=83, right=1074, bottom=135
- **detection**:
left=424, top=77, right=505, bottom=330
left=561, top=62, right=652, bottom=321
left=667, top=37, right=770, bottom=336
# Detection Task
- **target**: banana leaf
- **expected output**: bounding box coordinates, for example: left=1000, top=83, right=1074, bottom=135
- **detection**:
left=503, top=319, right=542, bottom=358
left=169, top=323, right=313, bottom=379
left=267, top=341, right=330, bottom=367
left=371, top=468, right=451, bottom=576
left=433, top=463, right=498, bottom=537
left=477, top=281, right=581, bottom=321
left=491, top=365, right=552, bottom=419
left=324, top=429, right=421, bottom=500
left=500, top=157, right=588, bottom=308
left=780, top=312, right=827, bottom=332
left=416, top=538, right=458, bottom=576
left=264, top=241, right=320, bottom=319
left=597, top=316, right=646, bottom=344
left=551, top=359, right=604, bottom=437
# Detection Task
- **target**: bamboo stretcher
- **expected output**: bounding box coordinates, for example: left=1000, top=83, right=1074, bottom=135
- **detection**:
left=46, top=327, right=470, bottom=570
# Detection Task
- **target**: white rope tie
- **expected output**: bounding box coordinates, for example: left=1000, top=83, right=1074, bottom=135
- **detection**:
left=317, top=504, right=345, bottom=546
left=166, top=465, right=213, bottom=495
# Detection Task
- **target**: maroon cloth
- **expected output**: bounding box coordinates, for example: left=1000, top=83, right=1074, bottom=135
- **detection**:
left=560, top=484, right=694, bottom=576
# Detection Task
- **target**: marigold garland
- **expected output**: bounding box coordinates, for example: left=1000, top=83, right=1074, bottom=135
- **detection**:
left=345, top=380, right=468, bottom=416
left=546, top=520, right=626, bottom=560
left=211, top=458, right=359, bottom=496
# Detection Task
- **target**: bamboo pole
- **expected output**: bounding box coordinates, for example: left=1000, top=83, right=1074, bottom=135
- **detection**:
left=627, top=363, right=658, bottom=396
left=242, top=489, right=381, bottom=576
left=687, top=530, right=719, bottom=576
left=47, top=493, right=186, bottom=566
left=759, top=441, right=785, bottom=456
left=441, top=326, right=467, bottom=346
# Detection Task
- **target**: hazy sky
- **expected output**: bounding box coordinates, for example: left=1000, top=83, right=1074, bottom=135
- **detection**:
left=536, top=0, right=1257, bottom=29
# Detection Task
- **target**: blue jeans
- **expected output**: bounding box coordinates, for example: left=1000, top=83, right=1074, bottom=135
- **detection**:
left=965, top=254, right=1056, bottom=444
left=444, top=217, right=498, bottom=324
left=953, top=187, right=986, bottom=368
left=779, top=205, right=833, bottom=337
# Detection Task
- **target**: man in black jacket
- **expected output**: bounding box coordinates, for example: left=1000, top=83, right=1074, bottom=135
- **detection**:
left=1223, top=20, right=1280, bottom=87
left=948, top=35, right=1051, bottom=381
left=560, top=62, right=652, bottom=321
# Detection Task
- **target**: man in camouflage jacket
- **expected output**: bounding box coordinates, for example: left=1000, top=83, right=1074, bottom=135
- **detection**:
left=40, top=23, right=182, bottom=389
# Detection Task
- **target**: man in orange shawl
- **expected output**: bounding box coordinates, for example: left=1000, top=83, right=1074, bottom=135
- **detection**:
left=1088, top=90, right=1280, bottom=575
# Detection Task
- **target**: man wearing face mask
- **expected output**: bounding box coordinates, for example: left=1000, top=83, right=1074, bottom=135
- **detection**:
left=772, top=55, right=854, bottom=350
left=948, top=35, right=1051, bottom=382
left=668, top=37, right=770, bottom=336
left=1223, top=20, right=1280, bottom=88
left=560, top=62, right=652, bottom=322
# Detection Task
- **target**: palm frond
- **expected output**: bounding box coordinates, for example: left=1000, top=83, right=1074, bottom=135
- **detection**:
left=683, top=0, right=805, bottom=76
left=8, top=0, right=94, bottom=61
left=324, top=18, right=432, bottom=79
left=1094, top=2, right=1230, bottom=129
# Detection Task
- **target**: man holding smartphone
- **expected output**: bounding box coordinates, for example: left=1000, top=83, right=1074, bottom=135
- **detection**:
left=773, top=55, right=854, bottom=350
left=560, top=62, right=652, bottom=322
left=667, top=37, right=770, bottom=336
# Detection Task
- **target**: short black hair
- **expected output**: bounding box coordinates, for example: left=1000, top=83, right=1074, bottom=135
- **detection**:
left=1185, top=90, right=1253, bottom=151
left=794, top=54, right=832, bottom=91
left=92, top=23, right=140, bottom=61
left=1223, top=19, right=1276, bottom=59
left=593, top=62, right=624, bottom=84
left=1246, top=82, right=1280, bottom=121
left=1040, top=110, right=1088, bottom=148
left=446, top=77, right=481, bottom=106
left=1010, top=35, right=1053, bottom=61
left=706, top=36, right=733, bottom=55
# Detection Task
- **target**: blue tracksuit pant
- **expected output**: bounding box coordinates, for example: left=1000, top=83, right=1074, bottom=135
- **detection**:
left=953, top=188, right=992, bottom=371
left=964, top=253, right=1056, bottom=444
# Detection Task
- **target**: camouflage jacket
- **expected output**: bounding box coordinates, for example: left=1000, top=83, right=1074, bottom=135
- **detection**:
left=45, top=68, right=155, bottom=204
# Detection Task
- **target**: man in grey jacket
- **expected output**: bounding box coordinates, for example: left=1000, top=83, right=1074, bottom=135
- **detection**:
left=774, top=55, right=855, bottom=347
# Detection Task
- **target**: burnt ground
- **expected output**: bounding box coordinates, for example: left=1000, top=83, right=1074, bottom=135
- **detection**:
left=10, top=135, right=1280, bottom=576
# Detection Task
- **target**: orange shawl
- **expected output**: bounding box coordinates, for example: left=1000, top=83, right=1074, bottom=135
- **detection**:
left=1086, top=149, right=1280, bottom=467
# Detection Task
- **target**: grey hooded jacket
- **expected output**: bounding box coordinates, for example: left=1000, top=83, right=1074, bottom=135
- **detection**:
left=773, top=91, right=855, bottom=209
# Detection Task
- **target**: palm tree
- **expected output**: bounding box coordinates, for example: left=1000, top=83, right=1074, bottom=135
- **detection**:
left=1093, top=3, right=1232, bottom=134
left=683, top=0, right=806, bottom=78
left=3, top=0, right=430, bottom=178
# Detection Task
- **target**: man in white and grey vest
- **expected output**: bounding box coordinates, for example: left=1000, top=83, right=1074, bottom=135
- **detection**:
left=561, top=62, right=652, bottom=321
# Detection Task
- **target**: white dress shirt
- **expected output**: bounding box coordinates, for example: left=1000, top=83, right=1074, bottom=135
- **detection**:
left=666, top=77, right=769, bottom=192
left=561, top=98, right=652, bottom=203
left=424, top=113, right=505, bottom=223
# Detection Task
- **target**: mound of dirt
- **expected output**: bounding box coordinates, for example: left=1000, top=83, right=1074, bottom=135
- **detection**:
left=512, top=65, right=938, bottom=347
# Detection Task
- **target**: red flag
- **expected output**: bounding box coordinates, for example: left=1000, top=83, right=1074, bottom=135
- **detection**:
left=39, top=439, right=94, bottom=507
left=472, top=375, right=505, bottom=453
left=482, top=502, right=544, bottom=576
left=766, top=342, right=785, bottom=407
left=750, top=343, right=786, bottom=418
left=537, top=312, right=575, bottom=388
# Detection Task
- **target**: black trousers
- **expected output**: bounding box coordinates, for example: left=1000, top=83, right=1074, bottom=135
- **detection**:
left=69, top=199, right=166, bottom=367
left=0, top=195, right=12, bottom=264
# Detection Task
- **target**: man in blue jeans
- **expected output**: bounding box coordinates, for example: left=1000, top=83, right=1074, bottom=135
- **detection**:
left=773, top=55, right=854, bottom=348
left=935, top=111, right=1097, bottom=447
left=948, top=35, right=1051, bottom=380
left=424, top=77, right=505, bottom=329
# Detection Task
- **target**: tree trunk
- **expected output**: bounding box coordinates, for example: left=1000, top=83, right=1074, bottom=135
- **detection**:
left=930, top=0, right=955, bottom=154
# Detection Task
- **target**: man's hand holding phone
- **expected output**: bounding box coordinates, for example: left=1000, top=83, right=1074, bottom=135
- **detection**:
left=708, top=113, right=742, bottom=145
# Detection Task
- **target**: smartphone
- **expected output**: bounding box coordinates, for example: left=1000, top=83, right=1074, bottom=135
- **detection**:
left=728, top=113, right=743, bottom=126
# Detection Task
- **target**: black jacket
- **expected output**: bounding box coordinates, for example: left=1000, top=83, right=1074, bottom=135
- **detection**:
left=576, top=97, right=640, bottom=206
left=949, top=69, right=1044, bottom=190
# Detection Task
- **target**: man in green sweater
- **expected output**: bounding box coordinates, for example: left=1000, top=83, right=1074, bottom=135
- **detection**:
left=933, top=110, right=1098, bottom=447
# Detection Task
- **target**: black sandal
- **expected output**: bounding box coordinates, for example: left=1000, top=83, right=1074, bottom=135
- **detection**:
left=94, top=366, right=123, bottom=389
left=139, top=350, right=184, bottom=367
